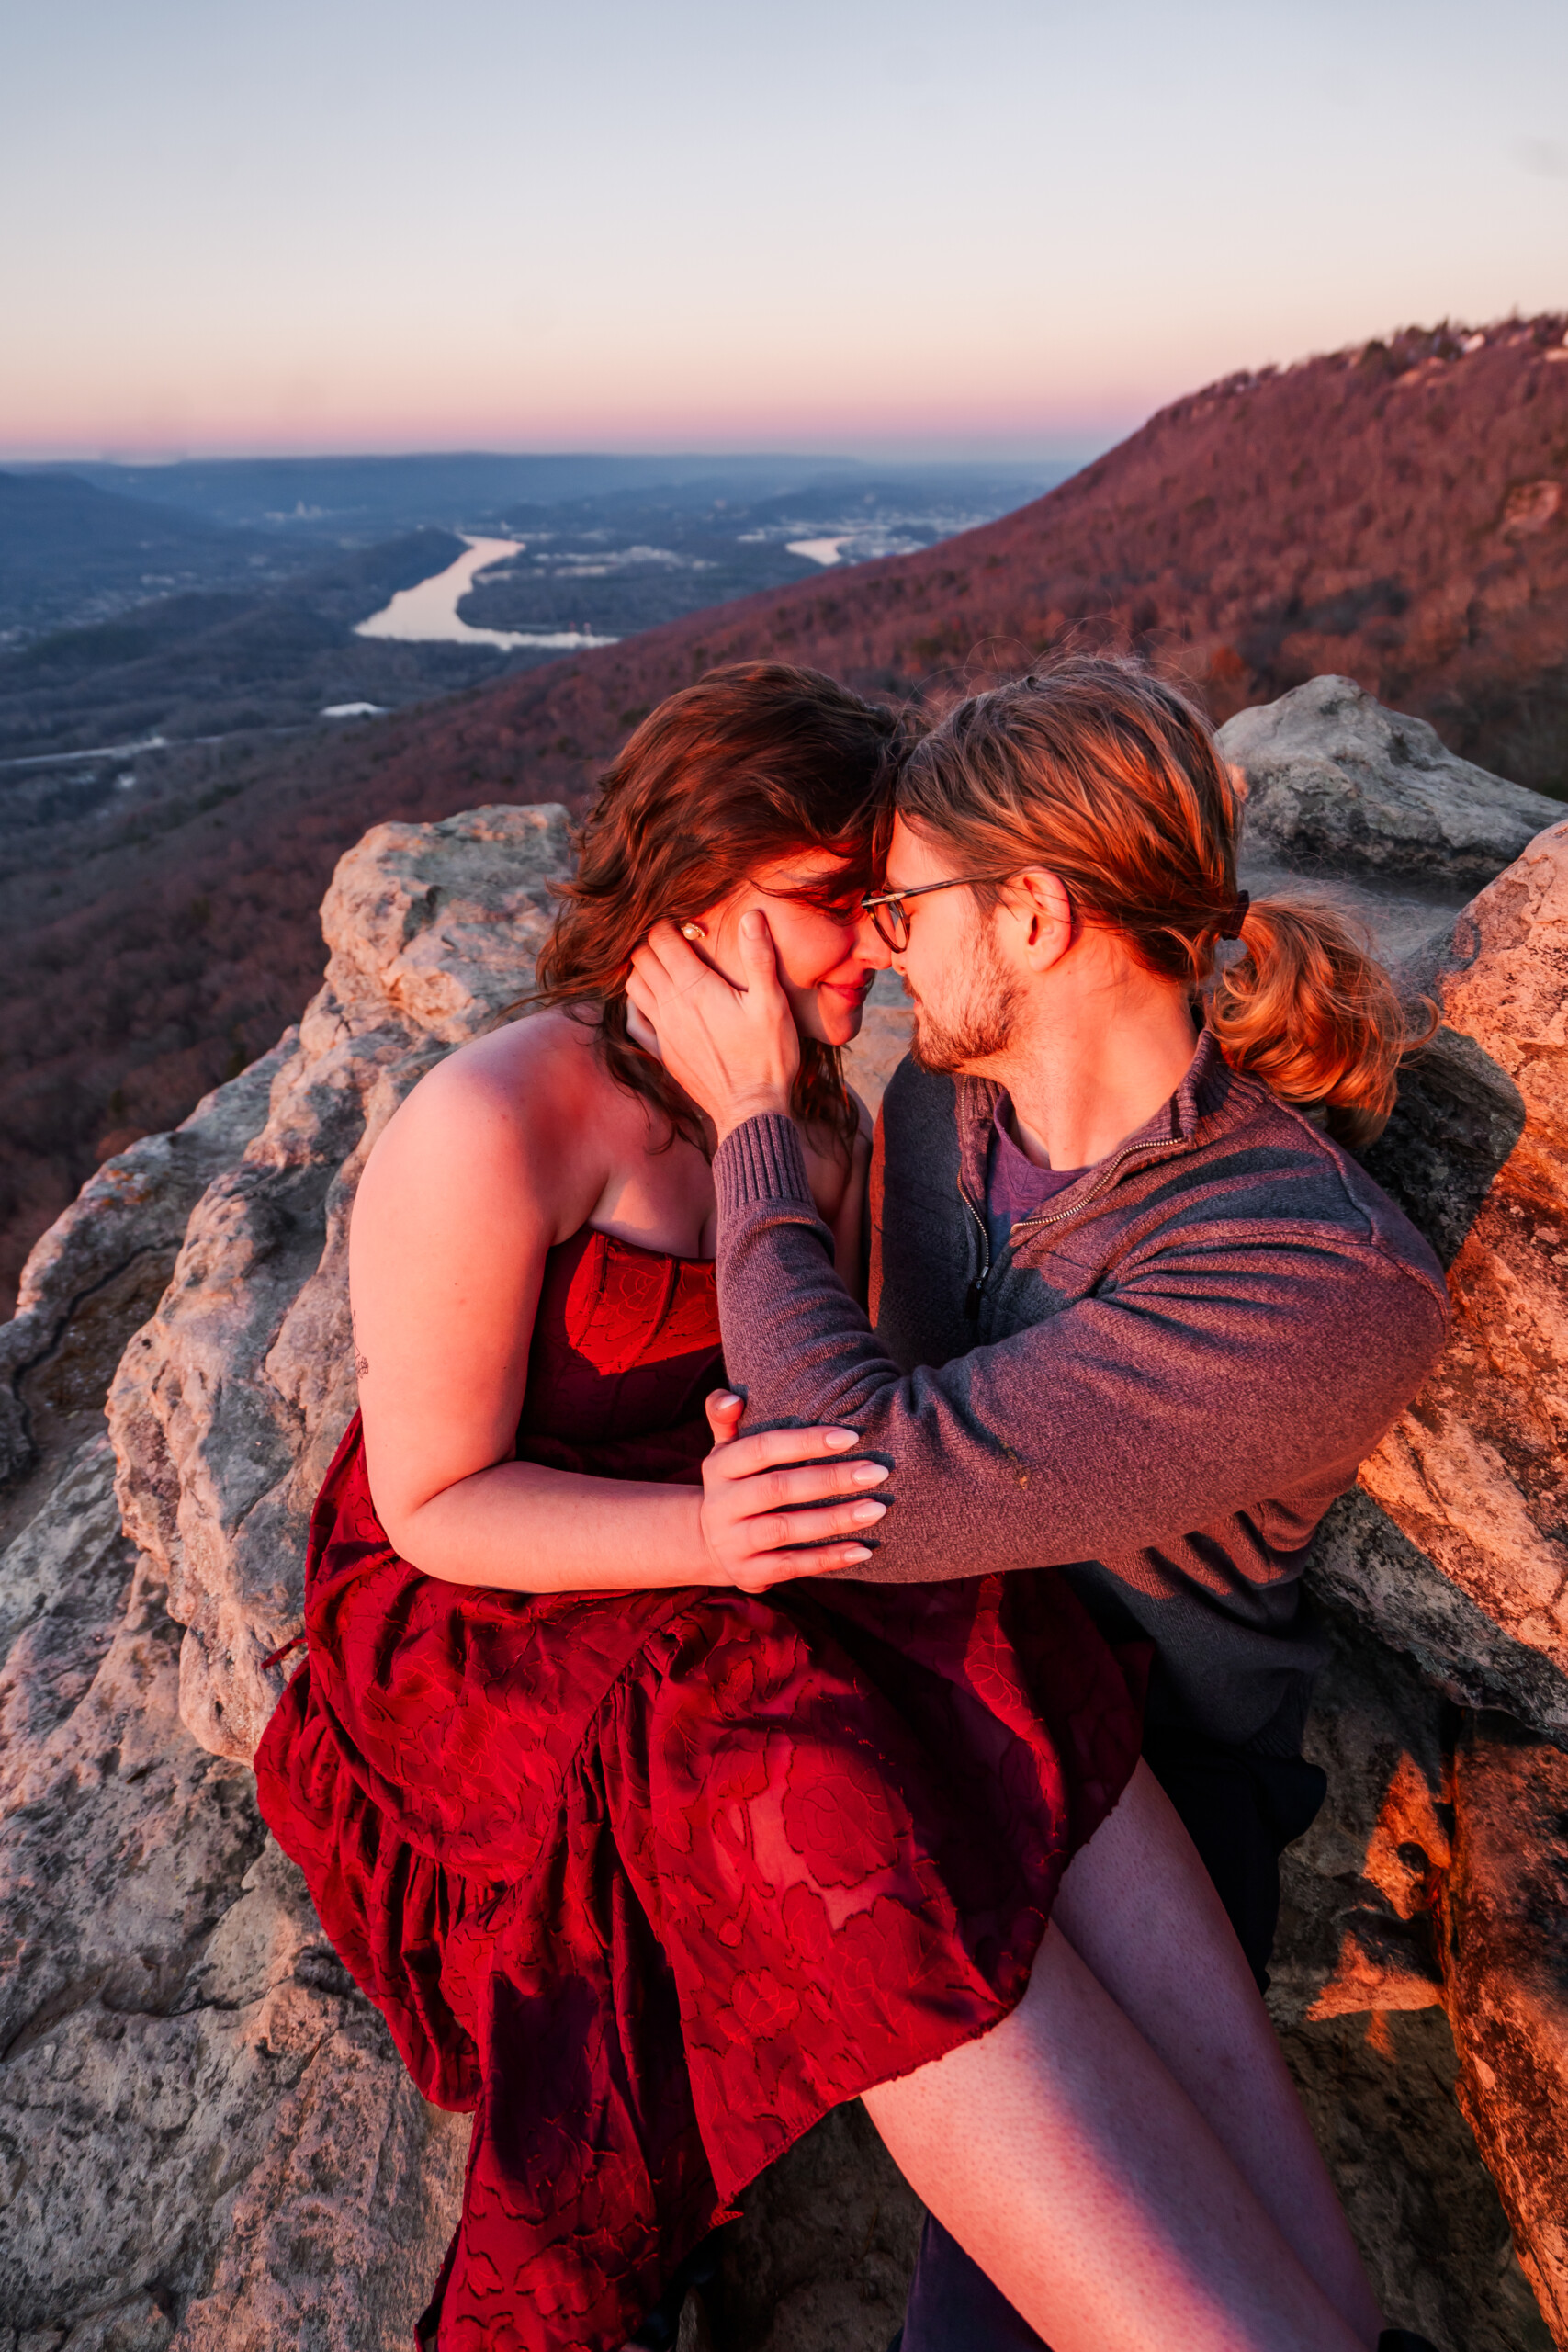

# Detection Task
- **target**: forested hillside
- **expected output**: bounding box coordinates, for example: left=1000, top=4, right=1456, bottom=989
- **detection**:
left=4, top=314, right=1564, bottom=1310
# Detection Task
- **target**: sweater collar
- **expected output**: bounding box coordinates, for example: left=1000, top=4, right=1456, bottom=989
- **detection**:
left=954, top=1028, right=1247, bottom=1210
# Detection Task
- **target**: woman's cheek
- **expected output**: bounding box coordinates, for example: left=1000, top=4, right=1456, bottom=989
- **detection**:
left=787, top=986, right=834, bottom=1044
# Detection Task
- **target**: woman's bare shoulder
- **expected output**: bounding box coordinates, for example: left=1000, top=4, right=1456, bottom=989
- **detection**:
left=396, top=1007, right=615, bottom=1133
left=357, top=1009, right=621, bottom=1236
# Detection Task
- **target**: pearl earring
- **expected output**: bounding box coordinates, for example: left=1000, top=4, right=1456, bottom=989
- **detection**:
left=680, top=922, right=706, bottom=941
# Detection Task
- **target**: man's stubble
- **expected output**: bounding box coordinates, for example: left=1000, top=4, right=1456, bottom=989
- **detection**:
left=908, top=904, right=1021, bottom=1074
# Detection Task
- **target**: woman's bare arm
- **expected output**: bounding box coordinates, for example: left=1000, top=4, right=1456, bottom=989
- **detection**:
left=350, top=1021, right=886, bottom=1595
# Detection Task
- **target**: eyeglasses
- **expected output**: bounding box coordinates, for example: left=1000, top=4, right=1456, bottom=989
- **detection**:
left=860, top=872, right=1017, bottom=952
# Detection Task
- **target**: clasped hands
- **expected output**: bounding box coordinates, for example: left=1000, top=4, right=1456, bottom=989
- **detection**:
left=696, top=1390, right=886, bottom=1588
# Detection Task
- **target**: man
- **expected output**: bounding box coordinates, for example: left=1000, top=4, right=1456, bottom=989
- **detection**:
left=629, top=659, right=1448, bottom=2352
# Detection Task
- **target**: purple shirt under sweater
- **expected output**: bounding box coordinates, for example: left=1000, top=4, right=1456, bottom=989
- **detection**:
left=985, top=1095, right=1086, bottom=1254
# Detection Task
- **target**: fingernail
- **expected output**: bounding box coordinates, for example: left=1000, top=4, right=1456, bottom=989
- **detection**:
left=851, top=1462, right=889, bottom=1487
left=841, top=1545, right=873, bottom=1563
left=851, top=1499, right=887, bottom=1525
left=714, top=1392, right=740, bottom=1409
left=822, top=1430, right=858, bottom=1451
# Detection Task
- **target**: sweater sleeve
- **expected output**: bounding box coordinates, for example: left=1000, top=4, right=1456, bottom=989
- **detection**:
left=713, top=1113, right=1450, bottom=1586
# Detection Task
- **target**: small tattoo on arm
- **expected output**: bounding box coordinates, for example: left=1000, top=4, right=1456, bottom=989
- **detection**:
left=355, top=1349, right=369, bottom=1379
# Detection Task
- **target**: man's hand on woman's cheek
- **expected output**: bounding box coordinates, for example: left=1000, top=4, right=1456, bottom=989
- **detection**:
left=626, top=912, right=800, bottom=1139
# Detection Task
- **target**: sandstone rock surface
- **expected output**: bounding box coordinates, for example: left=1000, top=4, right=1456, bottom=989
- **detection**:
left=1444, top=1719, right=1568, bottom=2343
left=715, top=2103, right=924, bottom=2351
left=1269, top=1611, right=1551, bottom=2352
left=1317, top=820, right=1568, bottom=1736
left=1280, top=810, right=1568, bottom=2341
left=107, top=804, right=571, bottom=1763
left=1220, top=673, right=1564, bottom=884
left=0, top=1434, right=465, bottom=2347
left=0, top=1052, right=284, bottom=1493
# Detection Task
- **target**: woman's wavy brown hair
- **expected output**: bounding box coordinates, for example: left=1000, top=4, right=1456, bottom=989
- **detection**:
left=532, top=662, right=913, bottom=1158
left=898, top=657, right=1432, bottom=1148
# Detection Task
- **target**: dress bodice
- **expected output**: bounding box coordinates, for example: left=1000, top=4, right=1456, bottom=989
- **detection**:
left=515, top=1225, right=725, bottom=1486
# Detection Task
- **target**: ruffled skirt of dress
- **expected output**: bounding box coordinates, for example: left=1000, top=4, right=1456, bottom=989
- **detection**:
left=255, top=1426, right=1144, bottom=2352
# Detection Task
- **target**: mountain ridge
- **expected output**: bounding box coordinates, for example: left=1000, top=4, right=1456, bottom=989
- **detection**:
left=143, top=311, right=1565, bottom=822
left=2, top=313, right=1564, bottom=1309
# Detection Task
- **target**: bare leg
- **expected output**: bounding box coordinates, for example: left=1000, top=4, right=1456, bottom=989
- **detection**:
left=862, top=1763, right=1379, bottom=2352
left=864, top=1925, right=1361, bottom=2352
left=1053, top=1760, right=1382, bottom=2342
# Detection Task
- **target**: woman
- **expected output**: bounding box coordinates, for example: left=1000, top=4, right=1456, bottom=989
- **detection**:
left=256, top=661, right=1384, bottom=2352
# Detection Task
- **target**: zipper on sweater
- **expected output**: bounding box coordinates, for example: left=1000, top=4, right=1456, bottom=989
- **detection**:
left=962, top=1112, right=1195, bottom=1315
left=960, top=1182, right=991, bottom=1320
left=1008, top=1134, right=1179, bottom=1239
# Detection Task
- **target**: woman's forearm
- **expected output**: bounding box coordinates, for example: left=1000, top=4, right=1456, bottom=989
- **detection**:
left=387, top=1458, right=708, bottom=1595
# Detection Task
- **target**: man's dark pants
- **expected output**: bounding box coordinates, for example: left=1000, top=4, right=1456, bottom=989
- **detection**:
left=891, top=1726, right=1327, bottom=2352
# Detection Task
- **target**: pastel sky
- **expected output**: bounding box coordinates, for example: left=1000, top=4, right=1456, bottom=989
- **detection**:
left=3, top=0, right=1563, bottom=462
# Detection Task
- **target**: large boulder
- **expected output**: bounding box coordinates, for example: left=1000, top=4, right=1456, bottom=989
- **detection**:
left=0, top=1434, right=466, bottom=2347
left=0, top=808, right=560, bottom=2344
left=1220, top=674, right=1564, bottom=884
left=106, top=804, right=571, bottom=1763
left=1314, top=820, right=1568, bottom=1736
left=1443, top=1719, right=1568, bottom=2343
left=1292, top=809, right=1568, bottom=2333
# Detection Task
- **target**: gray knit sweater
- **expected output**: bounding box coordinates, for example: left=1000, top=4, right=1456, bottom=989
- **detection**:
left=713, top=1031, right=1449, bottom=1751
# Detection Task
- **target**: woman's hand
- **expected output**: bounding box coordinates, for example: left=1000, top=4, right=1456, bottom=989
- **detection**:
left=697, top=1390, right=888, bottom=1589
left=626, top=912, right=797, bottom=1141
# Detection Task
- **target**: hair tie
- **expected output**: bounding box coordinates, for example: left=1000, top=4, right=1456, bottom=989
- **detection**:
left=1214, top=890, right=1249, bottom=940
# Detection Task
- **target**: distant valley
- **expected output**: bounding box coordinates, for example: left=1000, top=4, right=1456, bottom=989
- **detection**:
left=1, top=324, right=1563, bottom=1312
left=0, top=452, right=1065, bottom=761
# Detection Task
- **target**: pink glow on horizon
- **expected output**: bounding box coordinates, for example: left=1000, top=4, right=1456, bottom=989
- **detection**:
left=0, top=333, right=1164, bottom=464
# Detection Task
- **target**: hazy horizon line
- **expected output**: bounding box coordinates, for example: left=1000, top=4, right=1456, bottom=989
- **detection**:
left=0, top=436, right=1116, bottom=472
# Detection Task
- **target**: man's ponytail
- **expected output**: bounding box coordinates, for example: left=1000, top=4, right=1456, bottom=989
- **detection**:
left=897, top=658, right=1433, bottom=1148
left=1205, top=900, right=1424, bottom=1148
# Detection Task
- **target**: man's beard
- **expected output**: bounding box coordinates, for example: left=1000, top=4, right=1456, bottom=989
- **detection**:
left=908, top=914, right=1021, bottom=1072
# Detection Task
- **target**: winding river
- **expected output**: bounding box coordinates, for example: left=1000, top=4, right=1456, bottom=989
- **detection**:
left=355, top=537, right=617, bottom=651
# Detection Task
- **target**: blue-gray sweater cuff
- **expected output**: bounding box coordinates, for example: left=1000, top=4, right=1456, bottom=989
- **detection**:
left=714, top=1113, right=816, bottom=1216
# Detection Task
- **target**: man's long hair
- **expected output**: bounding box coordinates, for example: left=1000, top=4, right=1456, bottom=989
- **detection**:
left=899, top=658, right=1428, bottom=1147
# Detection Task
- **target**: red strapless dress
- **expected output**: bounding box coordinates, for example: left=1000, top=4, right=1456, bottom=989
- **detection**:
left=254, top=1225, right=1143, bottom=2351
